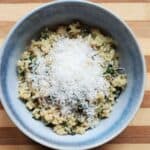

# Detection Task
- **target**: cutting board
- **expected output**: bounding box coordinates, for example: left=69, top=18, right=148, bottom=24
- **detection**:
left=0, top=0, right=150, bottom=149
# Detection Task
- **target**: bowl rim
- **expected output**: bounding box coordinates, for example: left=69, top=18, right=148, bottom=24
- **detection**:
left=0, top=0, right=146, bottom=149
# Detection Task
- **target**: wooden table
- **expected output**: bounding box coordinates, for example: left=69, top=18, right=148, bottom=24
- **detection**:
left=0, top=0, right=150, bottom=149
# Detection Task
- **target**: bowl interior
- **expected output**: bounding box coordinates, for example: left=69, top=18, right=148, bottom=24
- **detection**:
left=0, top=1, right=145, bottom=149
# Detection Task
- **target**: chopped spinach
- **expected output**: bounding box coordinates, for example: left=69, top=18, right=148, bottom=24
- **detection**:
left=104, top=64, right=115, bottom=75
left=104, top=64, right=125, bottom=76
left=113, top=87, right=122, bottom=98
left=81, top=26, right=90, bottom=37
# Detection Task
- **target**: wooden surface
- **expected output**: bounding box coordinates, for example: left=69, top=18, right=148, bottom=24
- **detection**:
left=0, top=0, right=150, bottom=149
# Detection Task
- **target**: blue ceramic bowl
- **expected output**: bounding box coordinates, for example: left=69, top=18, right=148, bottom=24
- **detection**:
left=0, top=1, right=146, bottom=149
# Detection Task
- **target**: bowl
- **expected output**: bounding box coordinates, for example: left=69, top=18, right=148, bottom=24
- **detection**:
left=0, top=0, right=146, bottom=149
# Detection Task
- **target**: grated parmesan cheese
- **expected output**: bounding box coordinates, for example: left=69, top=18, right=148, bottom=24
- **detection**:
left=27, top=37, right=110, bottom=116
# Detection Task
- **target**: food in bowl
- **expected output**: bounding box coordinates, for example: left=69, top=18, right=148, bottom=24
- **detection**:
left=17, top=22, right=127, bottom=135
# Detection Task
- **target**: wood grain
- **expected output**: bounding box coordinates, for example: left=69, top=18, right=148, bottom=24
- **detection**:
left=142, top=91, right=150, bottom=107
left=127, top=21, right=150, bottom=38
left=0, top=21, right=14, bottom=38
left=146, top=74, right=150, bottom=91
left=1, top=144, right=150, bottom=150
left=0, top=126, right=150, bottom=145
left=99, top=144, right=150, bottom=150
left=0, top=3, right=149, bottom=21
left=130, top=108, right=150, bottom=126
left=0, top=111, right=15, bottom=127
left=0, top=145, right=49, bottom=150
left=0, top=127, right=35, bottom=145
left=0, top=0, right=150, bottom=3
left=145, top=56, right=150, bottom=72
left=0, top=38, right=3, bottom=45
left=0, top=1, right=149, bottom=150
left=110, top=126, right=150, bottom=143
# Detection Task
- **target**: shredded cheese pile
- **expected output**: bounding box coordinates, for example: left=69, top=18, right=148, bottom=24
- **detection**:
left=27, top=37, right=110, bottom=114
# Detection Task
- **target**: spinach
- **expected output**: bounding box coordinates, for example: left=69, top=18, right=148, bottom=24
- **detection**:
left=104, top=64, right=115, bottom=75
left=81, top=26, right=90, bottom=37
left=113, top=87, right=122, bottom=98
left=104, top=64, right=125, bottom=76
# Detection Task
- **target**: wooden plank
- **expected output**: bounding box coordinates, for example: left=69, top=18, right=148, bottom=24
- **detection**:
left=138, top=38, right=150, bottom=56
left=102, top=3, right=150, bottom=21
left=0, top=0, right=150, bottom=3
left=0, top=144, right=150, bottom=150
left=145, top=56, right=150, bottom=72
left=127, top=21, right=150, bottom=38
left=0, top=145, right=49, bottom=150
left=130, top=108, right=150, bottom=126
left=146, top=73, right=150, bottom=91
left=141, top=74, right=149, bottom=91
left=0, top=3, right=149, bottom=21
left=0, top=4, right=41, bottom=21
left=0, top=126, right=150, bottom=144
left=0, top=111, right=15, bottom=127
left=99, top=144, right=150, bottom=150
left=110, top=126, right=150, bottom=143
left=0, top=38, right=4, bottom=45
left=0, top=21, right=14, bottom=38
left=0, top=127, right=36, bottom=145
left=0, top=103, right=3, bottom=109
left=0, top=0, right=51, bottom=3
left=141, top=91, right=150, bottom=108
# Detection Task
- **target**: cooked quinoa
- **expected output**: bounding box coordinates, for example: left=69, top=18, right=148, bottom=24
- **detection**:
left=17, top=22, right=127, bottom=135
